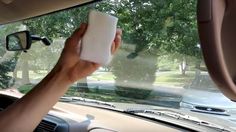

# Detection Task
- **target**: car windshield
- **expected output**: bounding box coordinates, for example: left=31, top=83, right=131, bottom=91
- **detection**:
left=188, top=73, right=219, bottom=92
left=0, top=0, right=236, bottom=129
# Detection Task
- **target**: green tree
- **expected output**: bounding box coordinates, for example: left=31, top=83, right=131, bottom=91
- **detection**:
left=0, top=23, right=21, bottom=88
left=96, top=0, right=200, bottom=98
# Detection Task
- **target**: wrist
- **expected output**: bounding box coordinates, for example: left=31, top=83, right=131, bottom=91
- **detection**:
left=48, top=65, right=73, bottom=86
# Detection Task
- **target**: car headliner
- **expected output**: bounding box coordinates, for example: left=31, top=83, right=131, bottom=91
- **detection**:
left=0, top=0, right=97, bottom=25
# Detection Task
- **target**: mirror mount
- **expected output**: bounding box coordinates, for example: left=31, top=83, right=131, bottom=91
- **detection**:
left=31, top=35, right=51, bottom=46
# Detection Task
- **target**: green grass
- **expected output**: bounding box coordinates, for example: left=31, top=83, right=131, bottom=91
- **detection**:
left=8, top=71, right=48, bottom=80
left=15, top=70, right=196, bottom=104
left=90, top=72, right=115, bottom=81
left=9, top=66, right=196, bottom=89
left=155, top=71, right=195, bottom=87
left=16, top=70, right=196, bottom=93
left=90, top=70, right=196, bottom=88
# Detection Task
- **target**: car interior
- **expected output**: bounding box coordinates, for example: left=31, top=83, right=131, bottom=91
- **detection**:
left=0, top=0, right=236, bottom=131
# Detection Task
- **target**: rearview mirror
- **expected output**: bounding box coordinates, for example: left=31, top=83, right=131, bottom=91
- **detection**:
left=6, top=31, right=31, bottom=51
left=6, top=30, right=51, bottom=52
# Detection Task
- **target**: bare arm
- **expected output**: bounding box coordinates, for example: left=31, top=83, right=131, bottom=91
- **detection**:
left=0, top=23, right=122, bottom=132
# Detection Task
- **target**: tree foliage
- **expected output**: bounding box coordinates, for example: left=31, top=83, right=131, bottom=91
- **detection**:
left=96, top=0, right=199, bottom=57
left=0, top=23, right=21, bottom=88
left=94, top=0, right=200, bottom=97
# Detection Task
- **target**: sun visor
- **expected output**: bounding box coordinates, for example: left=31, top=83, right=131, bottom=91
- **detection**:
left=197, top=0, right=236, bottom=101
left=0, top=0, right=96, bottom=25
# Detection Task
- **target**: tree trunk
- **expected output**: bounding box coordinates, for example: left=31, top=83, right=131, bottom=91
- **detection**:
left=22, top=59, right=30, bottom=84
left=179, top=57, right=187, bottom=75
left=195, top=59, right=201, bottom=75
left=77, top=77, right=89, bottom=92
left=13, top=70, right=17, bottom=79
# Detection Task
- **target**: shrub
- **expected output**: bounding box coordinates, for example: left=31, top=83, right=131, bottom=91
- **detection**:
left=18, top=84, right=34, bottom=94
left=115, top=86, right=152, bottom=99
left=111, top=48, right=156, bottom=99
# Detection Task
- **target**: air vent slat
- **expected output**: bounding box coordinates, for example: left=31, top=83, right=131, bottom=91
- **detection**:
left=34, top=120, right=57, bottom=132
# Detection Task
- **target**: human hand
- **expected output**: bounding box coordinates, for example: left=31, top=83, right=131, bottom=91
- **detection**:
left=55, top=23, right=122, bottom=84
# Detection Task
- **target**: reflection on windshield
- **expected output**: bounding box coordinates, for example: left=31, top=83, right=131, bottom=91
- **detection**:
left=0, top=0, right=236, bottom=127
left=189, top=73, right=218, bottom=92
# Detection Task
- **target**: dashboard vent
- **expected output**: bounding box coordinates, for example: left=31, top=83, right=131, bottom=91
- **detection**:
left=195, top=106, right=225, bottom=113
left=35, top=120, right=57, bottom=132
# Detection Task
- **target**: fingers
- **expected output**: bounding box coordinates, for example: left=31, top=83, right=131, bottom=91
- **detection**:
left=116, top=28, right=122, bottom=36
left=111, top=42, right=116, bottom=54
left=72, top=23, right=87, bottom=40
left=65, top=23, right=87, bottom=49
left=111, top=29, right=122, bottom=54
left=111, top=36, right=121, bottom=54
